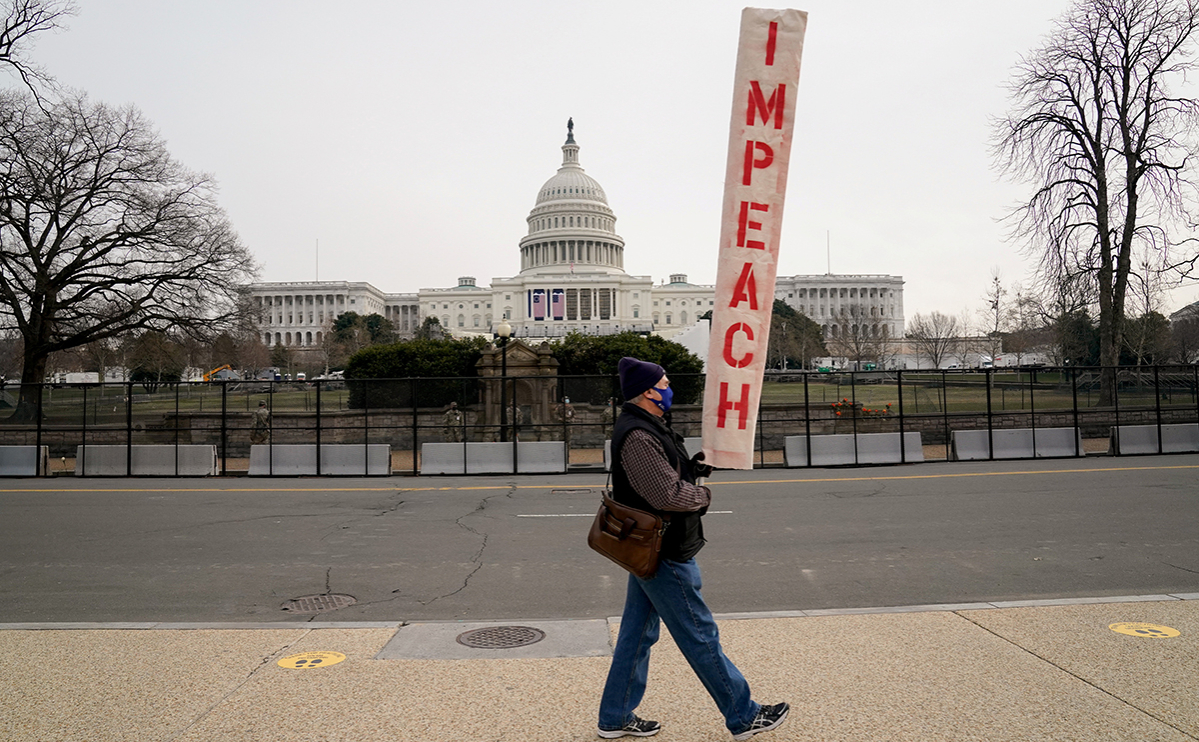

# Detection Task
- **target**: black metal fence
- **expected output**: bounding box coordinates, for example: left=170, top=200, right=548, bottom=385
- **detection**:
left=2, top=365, right=1198, bottom=476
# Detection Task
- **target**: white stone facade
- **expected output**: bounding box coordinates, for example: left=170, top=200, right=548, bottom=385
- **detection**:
left=775, top=274, right=905, bottom=340
left=250, top=281, right=418, bottom=348
left=247, top=123, right=903, bottom=347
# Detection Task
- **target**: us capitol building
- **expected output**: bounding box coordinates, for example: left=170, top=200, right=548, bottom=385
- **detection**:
left=247, top=122, right=905, bottom=349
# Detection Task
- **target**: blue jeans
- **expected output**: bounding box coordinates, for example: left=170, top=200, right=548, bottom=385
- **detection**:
left=598, top=558, right=759, bottom=735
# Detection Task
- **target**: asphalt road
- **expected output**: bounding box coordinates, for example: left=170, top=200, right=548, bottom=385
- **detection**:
left=2, top=455, right=1198, bottom=623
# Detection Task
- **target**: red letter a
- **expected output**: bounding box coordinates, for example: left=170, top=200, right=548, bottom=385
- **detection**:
left=729, top=263, right=759, bottom=310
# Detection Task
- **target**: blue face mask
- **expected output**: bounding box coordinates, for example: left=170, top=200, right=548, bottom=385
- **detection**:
left=651, top=385, right=673, bottom=412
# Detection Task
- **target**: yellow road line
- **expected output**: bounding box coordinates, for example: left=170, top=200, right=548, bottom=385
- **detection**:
left=1, top=463, right=1197, bottom=493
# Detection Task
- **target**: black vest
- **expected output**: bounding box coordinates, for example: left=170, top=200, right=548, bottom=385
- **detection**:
left=610, top=402, right=706, bottom=562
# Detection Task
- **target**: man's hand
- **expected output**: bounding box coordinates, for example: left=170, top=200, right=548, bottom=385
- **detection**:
left=690, top=451, right=714, bottom=479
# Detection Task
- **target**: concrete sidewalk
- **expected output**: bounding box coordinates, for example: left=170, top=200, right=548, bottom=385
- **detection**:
left=3, top=596, right=1197, bottom=741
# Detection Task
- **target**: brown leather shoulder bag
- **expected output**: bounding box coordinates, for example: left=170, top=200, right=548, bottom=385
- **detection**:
left=587, top=491, right=669, bottom=579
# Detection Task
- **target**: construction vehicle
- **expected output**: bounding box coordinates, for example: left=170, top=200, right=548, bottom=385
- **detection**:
left=203, top=364, right=235, bottom=382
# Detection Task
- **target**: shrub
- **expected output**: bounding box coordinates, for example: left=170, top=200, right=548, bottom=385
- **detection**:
left=548, top=332, right=704, bottom=404
left=343, top=337, right=487, bottom=408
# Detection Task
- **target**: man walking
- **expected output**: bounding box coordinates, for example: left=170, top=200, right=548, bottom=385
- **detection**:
left=597, top=357, right=788, bottom=740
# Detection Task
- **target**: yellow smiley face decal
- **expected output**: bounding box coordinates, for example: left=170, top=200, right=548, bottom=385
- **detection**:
left=277, top=651, right=347, bottom=669
left=1108, top=622, right=1180, bottom=638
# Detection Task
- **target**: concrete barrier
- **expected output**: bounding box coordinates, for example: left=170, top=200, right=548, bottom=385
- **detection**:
left=951, top=428, right=1084, bottom=461
left=1110, top=423, right=1199, bottom=455
left=0, top=446, right=48, bottom=476
left=76, top=445, right=218, bottom=476
left=420, top=441, right=566, bottom=475
left=604, top=437, right=703, bottom=471
left=248, top=444, right=391, bottom=476
left=784, top=432, right=924, bottom=467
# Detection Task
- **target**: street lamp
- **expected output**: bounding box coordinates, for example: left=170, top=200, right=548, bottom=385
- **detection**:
left=497, top=320, right=512, bottom=442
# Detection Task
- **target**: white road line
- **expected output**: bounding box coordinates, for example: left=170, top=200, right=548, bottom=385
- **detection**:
left=516, top=514, right=592, bottom=518
left=517, top=511, right=733, bottom=518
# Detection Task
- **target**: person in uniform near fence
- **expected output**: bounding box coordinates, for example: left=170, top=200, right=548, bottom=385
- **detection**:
left=556, top=396, right=575, bottom=443
left=443, top=401, right=464, bottom=442
left=250, top=401, right=270, bottom=444
left=597, top=357, right=789, bottom=740
left=601, top=396, right=618, bottom=425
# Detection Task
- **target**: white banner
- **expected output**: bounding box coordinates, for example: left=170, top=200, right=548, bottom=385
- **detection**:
left=702, top=7, right=807, bottom=470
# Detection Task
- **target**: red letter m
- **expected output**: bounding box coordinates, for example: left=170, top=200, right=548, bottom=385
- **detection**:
left=746, top=81, right=786, bottom=129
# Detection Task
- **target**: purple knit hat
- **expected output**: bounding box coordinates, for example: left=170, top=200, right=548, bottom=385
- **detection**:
left=618, top=357, right=665, bottom=400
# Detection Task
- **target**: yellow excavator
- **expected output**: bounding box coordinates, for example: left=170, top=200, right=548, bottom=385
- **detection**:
left=203, top=364, right=233, bottom=382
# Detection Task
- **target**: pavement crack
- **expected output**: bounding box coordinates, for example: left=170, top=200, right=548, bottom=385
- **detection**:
left=417, top=563, right=483, bottom=606
left=952, top=612, right=1199, bottom=740
left=164, top=628, right=313, bottom=742
left=375, top=491, right=407, bottom=516
left=1163, top=561, right=1199, bottom=575
left=415, top=485, right=513, bottom=606
left=318, top=492, right=409, bottom=541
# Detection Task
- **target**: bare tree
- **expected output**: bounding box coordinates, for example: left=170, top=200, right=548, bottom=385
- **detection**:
left=995, top=0, right=1199, bottom=403
left=1170, top=314, right=1199, bottom=362
left=906, top=311, right=961, bottom=369
left=978, top=270, right=1007, bottom=364
left=826, top=325, right=890, bottom=369
left=123, top=330, right=184, bottom=392
left=0, top=0, right=75, bottom=102
left=1003, top=286, right=1042, bottom=366
left=0, top=328, right=21, bottom=382
left=238, top=336, right=270, bottom=377
left=0, top=91, right=257, bottom=418
left=1123, top=252, right=1173, bottom=366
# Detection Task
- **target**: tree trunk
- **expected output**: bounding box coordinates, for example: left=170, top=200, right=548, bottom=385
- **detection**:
left=12, top=352, right=48, bottom=422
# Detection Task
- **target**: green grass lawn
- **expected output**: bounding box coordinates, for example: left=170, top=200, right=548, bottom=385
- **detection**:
left=759, top=378, right=1199, bottom=414
left=3, top=384, right=353, bottom=426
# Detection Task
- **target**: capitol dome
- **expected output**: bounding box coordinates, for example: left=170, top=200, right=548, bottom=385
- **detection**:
left=535, top=159, right=608, bottom=205
left=519, top=120, right=625, bottom=275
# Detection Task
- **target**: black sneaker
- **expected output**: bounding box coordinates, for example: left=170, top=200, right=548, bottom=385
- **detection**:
left=732, top=702, right=790, bottom=740
left=598, top=715, right=661, bottom=738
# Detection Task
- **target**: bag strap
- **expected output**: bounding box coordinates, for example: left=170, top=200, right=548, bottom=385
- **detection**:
left=604, top=457, right=670, bottom=528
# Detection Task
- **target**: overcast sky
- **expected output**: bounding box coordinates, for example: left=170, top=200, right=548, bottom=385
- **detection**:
left=22, top=0, right=1198, bottom=324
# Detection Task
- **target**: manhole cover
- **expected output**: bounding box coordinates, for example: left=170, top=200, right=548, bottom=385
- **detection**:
left=281, top=594, right=357, bottom=613
left=456, top=625, right=546, bottom=649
